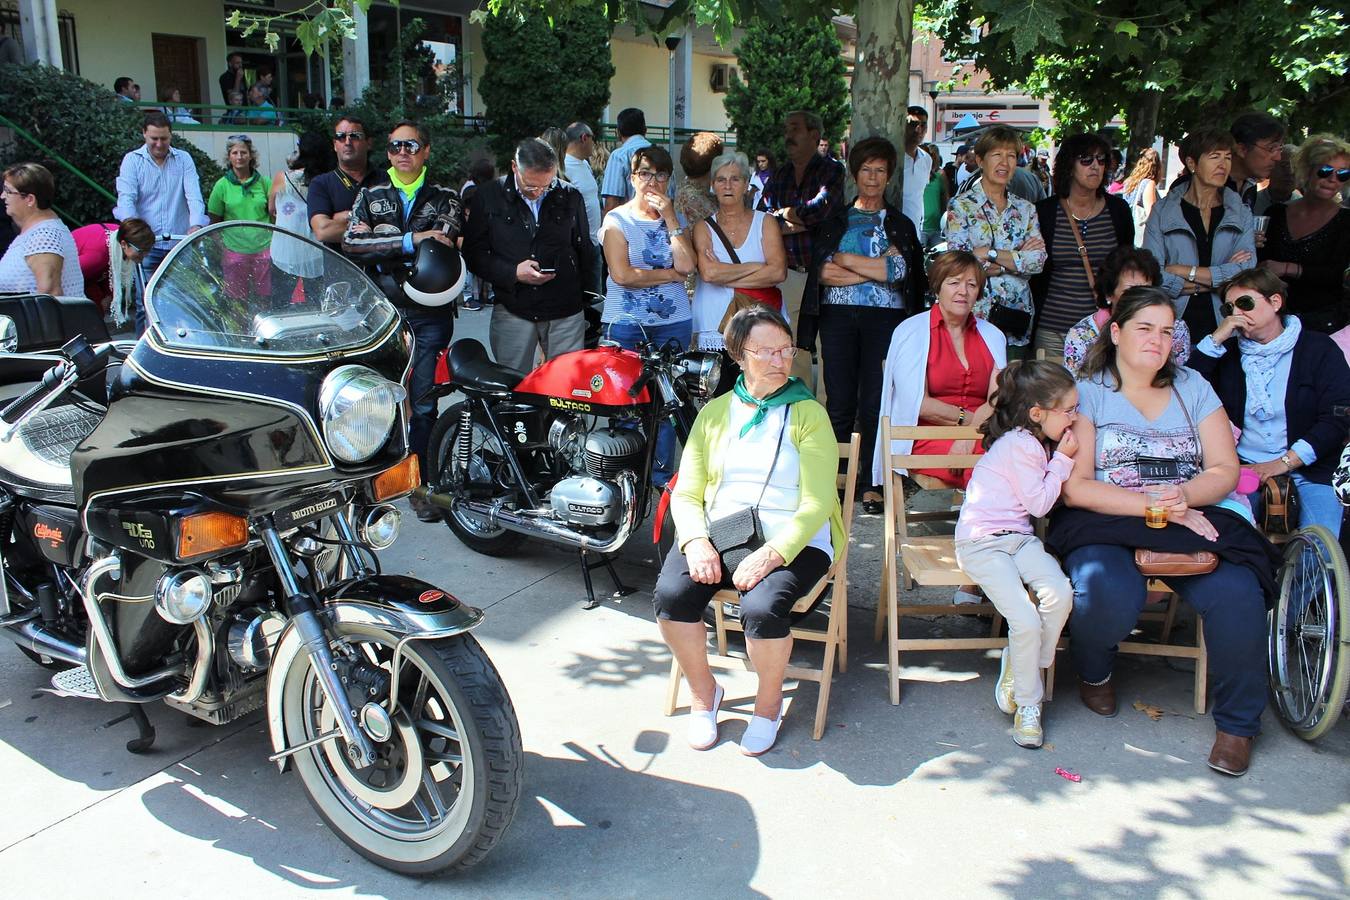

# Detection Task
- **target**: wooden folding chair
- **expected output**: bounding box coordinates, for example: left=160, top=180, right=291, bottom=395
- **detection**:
left=875, top=420, right=1014, bottom=705
left=664, top=433, right=861, bottom=740
left=1118, top=578, right=1208, bottom=713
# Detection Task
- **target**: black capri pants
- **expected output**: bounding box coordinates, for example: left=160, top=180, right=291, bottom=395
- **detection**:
left=653, top=545, right=831, bottom=640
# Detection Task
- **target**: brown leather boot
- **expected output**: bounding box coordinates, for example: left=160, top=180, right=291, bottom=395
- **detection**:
left=1207, top=731, right=1254, bottom=776
left=1078, top=677, right=1117, bottom=717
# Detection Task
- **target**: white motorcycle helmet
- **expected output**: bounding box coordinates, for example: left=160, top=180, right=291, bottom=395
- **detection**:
left=403, top=238, right=466, bottom=307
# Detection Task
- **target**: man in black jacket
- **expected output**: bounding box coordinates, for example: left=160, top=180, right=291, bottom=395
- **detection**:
left=344, top=119, right=462, bottom=520
left=462, top=138, right=599, bottom=373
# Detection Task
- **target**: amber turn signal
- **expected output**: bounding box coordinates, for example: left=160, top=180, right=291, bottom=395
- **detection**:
left=178, top=511, right=249, bottom=560
left=373, top=454, right=420, bottom=501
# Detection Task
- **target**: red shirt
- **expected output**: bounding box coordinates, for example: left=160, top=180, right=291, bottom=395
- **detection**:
left=914, top=305, right=995, bottom=487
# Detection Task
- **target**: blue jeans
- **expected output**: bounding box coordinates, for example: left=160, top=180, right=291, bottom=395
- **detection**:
left=1292, top=473, right=1343, bottom=538
left=406, top=311, right=453, bottom=481
left=1065, top=544, right=1268, bottom=737
left=135, top=243, right=174, bottom=336
left=604, top=319, right=690, bottom=486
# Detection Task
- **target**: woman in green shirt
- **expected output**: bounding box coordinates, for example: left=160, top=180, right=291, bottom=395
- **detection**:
left=207, top=135, right=273, bottom=300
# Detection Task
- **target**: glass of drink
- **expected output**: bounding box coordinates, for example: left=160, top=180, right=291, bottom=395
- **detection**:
left=1253, top=215, right=1270, bottom=236
left=1145, top=487, right=1168, bottom=529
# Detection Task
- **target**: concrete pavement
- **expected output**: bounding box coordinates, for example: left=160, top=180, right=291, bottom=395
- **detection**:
left=1, top=307, right=1346, bottom=897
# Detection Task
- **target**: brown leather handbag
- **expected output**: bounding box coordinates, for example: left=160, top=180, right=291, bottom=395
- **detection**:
left=1260, top=472, right=1300, bottom=536
left=1133, top=549, right=1219, bottom=577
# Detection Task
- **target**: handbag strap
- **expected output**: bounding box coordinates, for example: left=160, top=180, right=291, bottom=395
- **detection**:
left=1170, top=385, right=1203, bottom=472
left=1059, top=199, right=1098, bottom=296
left=753, top=407, right=792, bottom=511
left=706, top=215, right=742, bottom=264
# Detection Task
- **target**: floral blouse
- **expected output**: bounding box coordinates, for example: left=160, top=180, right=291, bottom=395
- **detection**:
left=942, top=181, right=1047, bottom=346
left=1062, top=312, right=1191, bottom=376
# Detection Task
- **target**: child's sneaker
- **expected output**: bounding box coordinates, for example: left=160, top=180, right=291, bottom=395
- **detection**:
left=994, top=647, right=1016, bottom=714
left=1013, top=703, right=1043, bottom=748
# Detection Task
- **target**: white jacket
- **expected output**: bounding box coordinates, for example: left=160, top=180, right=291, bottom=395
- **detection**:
left=873, top=310, right=1008, bottom=485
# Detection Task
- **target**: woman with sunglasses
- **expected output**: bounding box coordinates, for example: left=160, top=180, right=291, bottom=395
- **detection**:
left=1256, top=135, right=1350, bottom=333
left=0, top=163, right=85, bottom=297
left=655, top=306, right=843, bottom=757
left=207, top=134, right=273, bottom=300
left=1189, top=267, right=1350, bottom=537
left=1143, top=128, right=1256, bottom=343
left=1029, top=133, right=1136, bottom=357
left=599, top=144, right=696, bottom=485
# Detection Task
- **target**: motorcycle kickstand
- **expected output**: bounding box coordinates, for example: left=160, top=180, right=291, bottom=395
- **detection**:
left=578, top=549, right=637, bottom=610
left=124, top=703, right=156, bottom=754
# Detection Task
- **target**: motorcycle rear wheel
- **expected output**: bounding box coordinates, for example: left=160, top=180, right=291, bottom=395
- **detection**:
left=428, top=403, right=523, bottom=556
left=280, top=624, right=522, bottom=875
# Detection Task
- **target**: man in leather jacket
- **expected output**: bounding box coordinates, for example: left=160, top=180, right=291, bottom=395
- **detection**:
left=344, top=119, right=462, bottom=521
left=462, top=137, right=599, bottom=373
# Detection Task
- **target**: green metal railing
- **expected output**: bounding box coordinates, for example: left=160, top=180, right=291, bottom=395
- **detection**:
left=0, top=111, right=115, bottom=227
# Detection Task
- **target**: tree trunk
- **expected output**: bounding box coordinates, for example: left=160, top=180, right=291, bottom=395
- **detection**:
left=1124, top=89, right=1161, bottom=170
left=851, top=0, right=914, bottom=204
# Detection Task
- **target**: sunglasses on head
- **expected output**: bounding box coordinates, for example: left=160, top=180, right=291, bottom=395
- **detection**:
left=1315, top=164, right=1350, bottom=183
left=227, top=134, right=252, bottom=143
left=334, top=131, right=365, bottom=142
left=1219, top=293, right=1258, bottom=317
left=388, top=139, right=424, bottom=155
left=1077, top=154, right=1108, bottom=166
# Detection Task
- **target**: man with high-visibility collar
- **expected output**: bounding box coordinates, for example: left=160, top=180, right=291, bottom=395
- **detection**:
left=345, top=119, right=462, bottom=521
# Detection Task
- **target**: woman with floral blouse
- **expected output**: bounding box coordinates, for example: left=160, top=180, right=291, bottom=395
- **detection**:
left=943, top=126, right=1047, bottom=358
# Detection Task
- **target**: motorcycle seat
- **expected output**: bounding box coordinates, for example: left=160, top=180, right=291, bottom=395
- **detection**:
left=0, top=402, right=102, bottom=504
left=449, top=338, right=522, bottom=394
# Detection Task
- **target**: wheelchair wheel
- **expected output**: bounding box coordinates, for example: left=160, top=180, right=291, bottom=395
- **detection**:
left=1268, top=525, right=1350, bottom=740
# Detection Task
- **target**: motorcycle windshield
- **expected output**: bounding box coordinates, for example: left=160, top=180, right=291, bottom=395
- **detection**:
left=145, top=223, right=399, bottom=356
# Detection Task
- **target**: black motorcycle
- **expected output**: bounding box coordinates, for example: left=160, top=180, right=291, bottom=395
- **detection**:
left=0, top=224, right=520, bottom=875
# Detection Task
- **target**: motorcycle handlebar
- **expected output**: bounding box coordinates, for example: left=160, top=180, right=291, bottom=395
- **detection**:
left=0, top=338, right=115, bottom=427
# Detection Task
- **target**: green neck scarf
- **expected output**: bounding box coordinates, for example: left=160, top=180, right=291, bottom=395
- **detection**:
left=732, top=375, right=814, bottom=437
left=387, top=165, right=426, bottom=203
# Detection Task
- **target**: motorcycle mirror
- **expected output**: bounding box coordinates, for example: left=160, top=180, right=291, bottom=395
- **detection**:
left=0, top=316, right=16, bottom=354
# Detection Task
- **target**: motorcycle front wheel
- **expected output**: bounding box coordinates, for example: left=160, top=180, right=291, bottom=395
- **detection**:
left=279, top=624, right=523, bottom=875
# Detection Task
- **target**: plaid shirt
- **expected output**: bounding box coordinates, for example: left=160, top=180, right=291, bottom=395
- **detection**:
left=759, top=154, right=846, bottom=269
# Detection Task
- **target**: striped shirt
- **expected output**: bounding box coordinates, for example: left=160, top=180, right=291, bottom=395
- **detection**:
left=113, top=145, right=208, bottom=249
left=1039, top=207, right=1119, bottom=335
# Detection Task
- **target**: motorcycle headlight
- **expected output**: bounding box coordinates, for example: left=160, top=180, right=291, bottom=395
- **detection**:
left=319, top=365, right=406, bottom=464
left=675, top=351, right=722, bottom=399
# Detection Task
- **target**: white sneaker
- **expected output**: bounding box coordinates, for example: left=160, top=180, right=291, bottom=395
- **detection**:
left=740, top=703, right=785, bottom=757
left=953, top=588, right=982, bottom=605
left=687, top=683, right=724, bottom=751
left=1013, top=703, right=1044, bottom=749
left=994, top=647, right=1016, bottom=715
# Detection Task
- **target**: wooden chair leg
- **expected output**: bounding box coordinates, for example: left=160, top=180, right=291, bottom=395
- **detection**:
left=665, top=657, right=683, bottom=716
left=887, top=573, right=902, bottom=706
left=988, top=610, right=1004, bottom=639
left=874, top=562, right=889, bottom=644
left=1194, top=619, right=1208, bottom=715
left=1044, top=656, right=1056, bottom=702
left=837, top=590, right=849, bottom=674
left=714, top=600, right=729, bottom=657
left=813, top=641, right=837, bottom=740
left=1161, top=593, right=1179, bottom=644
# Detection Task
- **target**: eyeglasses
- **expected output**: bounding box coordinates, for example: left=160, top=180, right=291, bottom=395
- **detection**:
left=1048, top=403, right=1080, bottom=417
left=1315, top=164, right=1350, bottom=183
left=1253, top=141, right=1284, bottom=156
left=1, top=185, right=29, bottom=198
left=742, top=346, right=799, bottom=363
left=227, top=134, right=252, bottom=144
left=334, top=131, right=366, bottom=142
left=634, top=170, right=671, bottom=184
left=1219, top=293, right=1259, bottom=317
left=517, top=176, right=556, bottom=196
left=1077, top=154, right=1108, bottom=166
left=388, top=139, right=424, bottom=156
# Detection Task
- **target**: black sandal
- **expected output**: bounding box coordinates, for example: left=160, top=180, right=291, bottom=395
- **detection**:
left=861, top=490, right=884, bottom=515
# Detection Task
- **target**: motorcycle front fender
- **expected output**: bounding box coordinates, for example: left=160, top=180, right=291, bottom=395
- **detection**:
left=265, top=575, right=485, bottom=771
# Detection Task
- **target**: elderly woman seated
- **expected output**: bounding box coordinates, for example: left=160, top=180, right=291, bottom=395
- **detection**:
left=1050, top=287, right=1279, bottom=777
left=655, top=306, right=844, bottom=757
left=1188, top=268, right=1350, bottom=537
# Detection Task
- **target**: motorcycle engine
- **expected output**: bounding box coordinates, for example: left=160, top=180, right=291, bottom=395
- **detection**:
left=546, top=425, right=645, bottom=527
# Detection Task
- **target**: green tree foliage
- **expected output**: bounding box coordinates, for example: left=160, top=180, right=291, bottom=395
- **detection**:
left=0, top=62, right=222, bottom=227
left=724, top=17, right=851, bottom=163
left=478, top=6, right=615, bottom=161
left=928, top=1, right=1349, bottom=155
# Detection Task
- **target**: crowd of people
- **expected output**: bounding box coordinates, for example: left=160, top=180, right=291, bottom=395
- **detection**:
left=1, top=96, right=1348, bottom=771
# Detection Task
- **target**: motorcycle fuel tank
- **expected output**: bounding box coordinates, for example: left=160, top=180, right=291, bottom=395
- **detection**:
left=514, top=346, right=651, bottom=414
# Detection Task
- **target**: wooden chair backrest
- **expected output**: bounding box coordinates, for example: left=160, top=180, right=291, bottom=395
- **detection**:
left=880, top=419, right=983, bottom=540
left=833, top=433, right=862, bottom=574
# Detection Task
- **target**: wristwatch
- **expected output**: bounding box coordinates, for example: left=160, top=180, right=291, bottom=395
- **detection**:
left=1187, top=265, right=1198, bottom=283
left=1279, top=452, right=1295, bottom=470
left=986, top=248, right=998, bottom=261
left=957, top=407, right=968, bottom=426
left=670, top=227, right=685, bottom=238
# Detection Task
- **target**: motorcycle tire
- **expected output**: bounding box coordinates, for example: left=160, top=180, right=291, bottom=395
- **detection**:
left=428, top=403, right=523, bottom=557
left=279, top=624, right=523, bottom=876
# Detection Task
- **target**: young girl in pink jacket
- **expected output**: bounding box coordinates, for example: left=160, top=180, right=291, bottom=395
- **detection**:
left=955, top=361, right=1080, bottom=748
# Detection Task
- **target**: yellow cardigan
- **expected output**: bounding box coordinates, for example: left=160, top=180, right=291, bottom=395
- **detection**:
left=670, top=392, right=845, bottom=565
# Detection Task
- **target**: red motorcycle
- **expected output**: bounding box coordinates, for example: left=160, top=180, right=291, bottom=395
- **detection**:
left=419, top=336, right=720, bottom=606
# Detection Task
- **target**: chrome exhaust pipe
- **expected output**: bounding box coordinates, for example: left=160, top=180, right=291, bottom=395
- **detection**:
left=419, top=470, right=640, bottom=553
left=0, top=615, right=87, bottom=665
